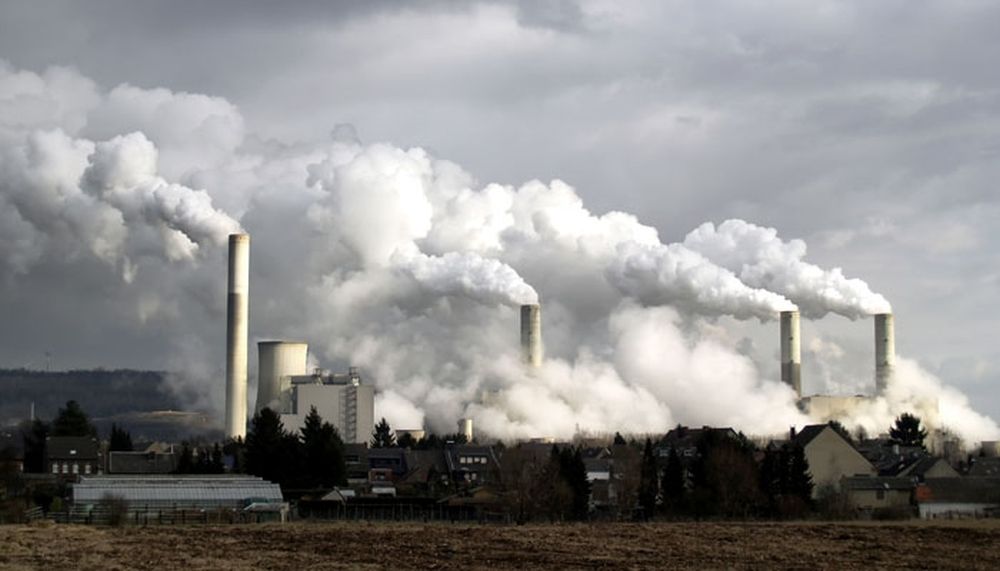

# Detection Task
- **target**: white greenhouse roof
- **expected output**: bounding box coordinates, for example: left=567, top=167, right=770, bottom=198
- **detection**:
left=72, top=475, right=283, bottom=503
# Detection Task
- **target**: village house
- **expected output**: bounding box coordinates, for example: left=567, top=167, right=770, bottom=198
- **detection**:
left=786, top=424, right=876, bottom=498
left=916, top=478, right=1000, bottom=518
left=45, top=436, right=102, bottom=479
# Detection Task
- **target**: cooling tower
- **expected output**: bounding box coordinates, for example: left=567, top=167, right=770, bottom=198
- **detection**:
left=458, top=418, right=474, bottom=442
left=256, top=341, right=308, bottom=414
left=520, top=303, right=542, bottom=367
left=225, top=233, right=250, bottom=439
left=875, top=313, right=895, bottom=395
left=780, top=310, right=802, bottom=398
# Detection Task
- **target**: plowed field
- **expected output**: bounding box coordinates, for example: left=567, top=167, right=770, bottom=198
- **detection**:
left=2, top=520, right=999, bottom=570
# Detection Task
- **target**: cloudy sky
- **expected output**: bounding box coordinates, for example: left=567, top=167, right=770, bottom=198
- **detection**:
left=1, top=0, right=998, bottom=434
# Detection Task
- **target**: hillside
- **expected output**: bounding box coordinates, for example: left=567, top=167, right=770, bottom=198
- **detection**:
left=0, top=369, right=182, bottom=425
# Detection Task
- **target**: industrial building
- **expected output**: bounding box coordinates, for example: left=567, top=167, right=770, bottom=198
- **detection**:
left=71, top=474, right=287, bottom=522
left=224, top=234, right=376, bottom=442
left=254, top=339, right=374, bottom=443
left=279, top=367, right=375, bottom=443
left=789, top=311, right=941, bottom=429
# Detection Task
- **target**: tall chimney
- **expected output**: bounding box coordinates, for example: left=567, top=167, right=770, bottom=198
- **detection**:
left=875, top=312, right=895, bottom=395
left=520, top=303, right=542, bottom=367
left=780, top=310, right=802, bottom=398
left=225, top=233, right=250, bottom=439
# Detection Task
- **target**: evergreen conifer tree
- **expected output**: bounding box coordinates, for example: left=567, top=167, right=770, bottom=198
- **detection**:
left=301, top=406, right=346, bottom=488
left=52, top=400, right=96, bottom=437
left=109, top=423, right=133, bottom=452
left=370, top=417, right=396, bottom=448
left=638, top=438, right=658, bottom=519
left=889, top=413, right=928, bottom=449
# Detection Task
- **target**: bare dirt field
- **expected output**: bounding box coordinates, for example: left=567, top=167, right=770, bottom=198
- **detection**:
left=2, top=519, right=1000, bottom=570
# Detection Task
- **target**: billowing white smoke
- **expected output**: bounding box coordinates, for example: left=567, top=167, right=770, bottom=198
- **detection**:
left=1, top=61, right=996, bottom=444
left=684, top=219, right=892, bottom=319
left=805, top=337, right=1000, bottom=443
left=0, top=62, right=240, bottom=281
left=395, top=251, right=538, bottom=307
left=608, top=241, right=795, bottom=321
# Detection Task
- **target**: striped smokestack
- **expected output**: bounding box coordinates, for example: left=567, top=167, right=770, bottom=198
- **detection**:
left=780, top=310, right=801, bottom=398
left=520, top=303, right=542, bottom=368
left=225, top=233, right=250, bottom=439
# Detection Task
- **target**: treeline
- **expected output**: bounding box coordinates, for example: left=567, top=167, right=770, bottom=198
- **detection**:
left=0, top=369, right=179, bottom=422
left=239, top=407, right=348, bottom=490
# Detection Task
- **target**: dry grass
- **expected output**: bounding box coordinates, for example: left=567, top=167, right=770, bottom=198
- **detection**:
left=2, top=519, right=1000, bottom=570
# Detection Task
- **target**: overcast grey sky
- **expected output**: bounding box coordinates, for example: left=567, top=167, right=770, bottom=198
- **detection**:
left=1, top=0, right=999, bottom=428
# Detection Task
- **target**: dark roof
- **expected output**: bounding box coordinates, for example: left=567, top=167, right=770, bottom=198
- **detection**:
left=46, top=436, right=100, bottom=459
left=968, top=457, right=1000, bottom=477
left=0, top=433, right=23, bottom=458
left=902, top=456, right=956, bottom=478
left=856, top=440, right=928, bottom=475
left=790, top=425, right=828, bottom=447
left=918, top=478, right=1000, bottom=504
left=108, top=451, right=176, bottom=474
left=444, top=444, right=500, bottom=474
left=842, top=476, right=914, bottom=491
left=661, top=426, right=738, bottom=448
left=402, top=449, right=447, bottom=484
left=584, top=458, right=611, bottom=473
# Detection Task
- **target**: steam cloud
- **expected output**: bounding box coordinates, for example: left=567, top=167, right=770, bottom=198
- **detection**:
left=1, top=61, right=996, bottom=444
left=684, top=219, right=892, bottom=319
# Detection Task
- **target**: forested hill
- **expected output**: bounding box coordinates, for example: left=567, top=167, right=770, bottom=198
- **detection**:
left=0, top=369, right=181, bottom=424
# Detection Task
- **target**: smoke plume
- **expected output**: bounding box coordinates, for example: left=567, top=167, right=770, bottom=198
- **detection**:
left=1, top=61, right=996, bottom=444
left=684, top=219, right=892, bottom=319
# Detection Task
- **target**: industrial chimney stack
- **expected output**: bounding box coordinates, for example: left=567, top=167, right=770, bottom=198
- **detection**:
left=458, top=418, right=474, bottom=442
left=225, top=233, right=250, bottom=439
left=780, top=310, right=802, bottom=398
left=875, top=313, right=895, bottom=395
left=520, top=304, right=542, bottom=367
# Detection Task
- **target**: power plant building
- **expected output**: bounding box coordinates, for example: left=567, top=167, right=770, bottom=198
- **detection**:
left=795, top=311, right=941, bottom=430
left=276, top=367, right=375, bottom=444
left=256, top=341, right=308, bottom=413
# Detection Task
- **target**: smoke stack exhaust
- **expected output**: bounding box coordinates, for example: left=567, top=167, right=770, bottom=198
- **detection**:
left=875, top=312, right=895, bottom=395
left=520, top=303, right=542, bottom=367
left=225, top=233, right=250, bottom=439
left=780, top=310, right=801, bottom=398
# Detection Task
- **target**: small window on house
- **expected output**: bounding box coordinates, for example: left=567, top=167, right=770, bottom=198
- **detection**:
left=84, top=464, right=91, bottom=475
left=61, top=463, right=68, bottom=474
left=72, top=463, right=79, bottom=474
left=51, top=464, right=58, bottom=474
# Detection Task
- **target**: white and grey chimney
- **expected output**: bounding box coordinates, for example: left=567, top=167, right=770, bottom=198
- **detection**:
left=875, top=312, right=895, bottom=395
left=780, top=310, right=802, bottom=398
left=520, top=303, right=542, bottom=368
left=225, top=233, right=250, bottom=439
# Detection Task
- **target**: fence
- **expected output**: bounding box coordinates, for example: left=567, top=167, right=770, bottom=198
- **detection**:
left=297, top=501, right=510, bottom=523
left=42, top=504, right=285, bottom=525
